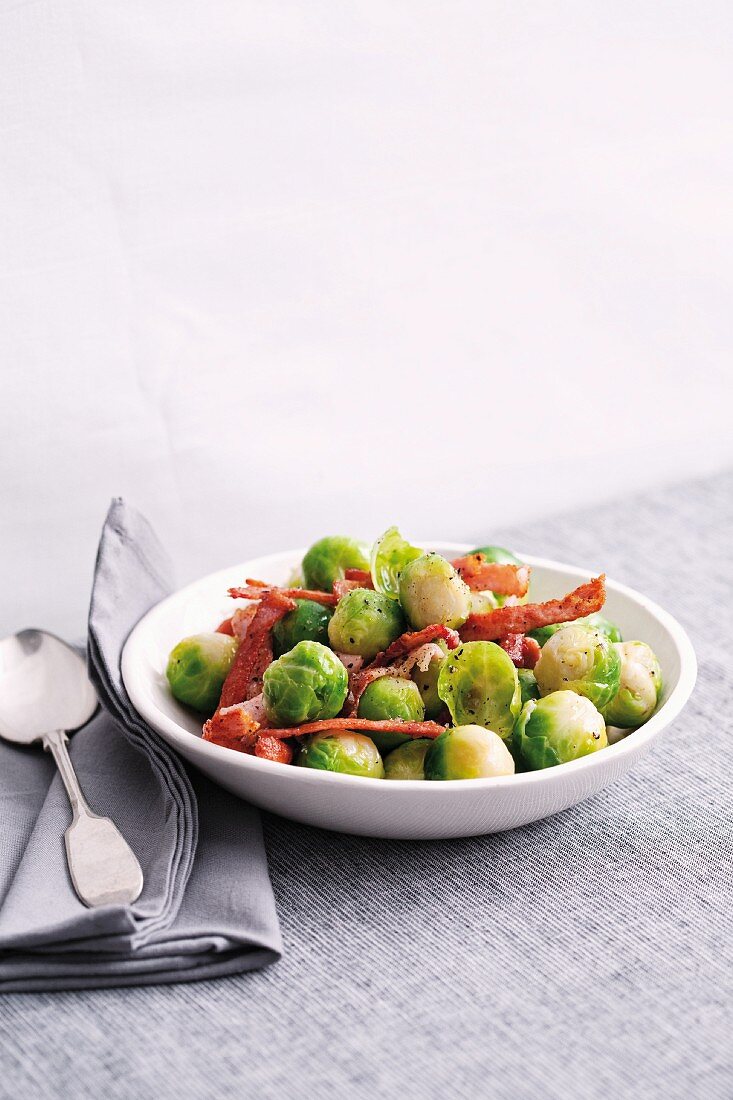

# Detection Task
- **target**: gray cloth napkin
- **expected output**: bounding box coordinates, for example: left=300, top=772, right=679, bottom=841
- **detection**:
left=0, top=499, right=282, bottom=991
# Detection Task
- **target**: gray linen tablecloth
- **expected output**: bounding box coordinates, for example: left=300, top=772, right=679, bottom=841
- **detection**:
left=0, top=471, right=731, bottom=1099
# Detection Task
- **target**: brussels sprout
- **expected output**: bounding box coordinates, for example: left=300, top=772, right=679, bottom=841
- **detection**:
left=383, top=738, right=432, bottom=780
left=409, top=641, right=448, bottom=718
left=328, top=588, right=405, bottom=660
left=529, top=613, right=623, bottom=648
left=272, top=599, right=333, bottom=658
left=437, top=641, right=520, bottom=741
left=301, top=536, right=369, bottom=592
left=534, top=624, right=621, bottom=711
left=357, top=676, right=425, bottom=754
left=424, top=725, right=515, bottom=780
left=263, top=640, right=348, bottom=727
left=297, top=731, right=384, bottom=778
left=166, top=633, right=237, bottom=715
left=398, top=553, right=472, bottom=630
left=469, top=544, right=528, bottom=606
left=515, top=690, right=607, bottom=769
left=517, top=668, right=540, bottom=706
left=370, top=526, right=424, bottom=600
left=604, top=641, right=662, bottom=728
left=470, top=591, right=499, bottom=615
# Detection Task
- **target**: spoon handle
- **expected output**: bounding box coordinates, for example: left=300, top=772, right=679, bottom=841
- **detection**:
left=43, top=729, right=144, bottom=908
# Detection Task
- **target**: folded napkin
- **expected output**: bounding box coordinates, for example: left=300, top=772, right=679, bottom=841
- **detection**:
left=0, top=499, right=282, bottom=991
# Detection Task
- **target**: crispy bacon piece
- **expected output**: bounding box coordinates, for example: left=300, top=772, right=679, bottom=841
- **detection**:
left=460, top=575, right=606, bottom=642
left=219, top=589, right=296, bottom=707
left=229, top=581, right=338, bottom=607
left=347, top=666, right=402, bottom=716
left=263, top=717, right=447, bottom=740
left=498, top=633, right=541, bottom=669
left=452, top=554, right=530, bottom=597
left=231, top=603, right=260, bottom=640
left=370, top=624, right=461, bottom=668
left=344, top=568, right=374, bottom=587
left=216, top=617, right=235, bottom=636
left=332, top=578, right=366, bottom=601
left=254, top=735, right=294, bottom=764
left=202, top=704, right=260, bottom=752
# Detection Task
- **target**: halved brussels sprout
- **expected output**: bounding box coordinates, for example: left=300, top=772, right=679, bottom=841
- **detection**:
left=515, top=690, right=607, bottom=769
left=166, top=633, right=235, bottom=717
left=517, top=667, right=540, bottom=706
left=604, top=641, right=662, bottom=728
left=356, top=675, right=425, bottom=754
left=529, top=613, right=622, bottom=648
left=424, top=724, right=515, bottom=780
left=437, top=641, right=520, bottom=741
left=166, top=633, right=238, bottom=715
left=469, top=544, right=528, bottom=606
left=370, top=526, right=423, bottom=600
left=328, top=588, right=405, bottom=660
left=534, top=624, right=621, bottom=711
left=409, top=641, right=448, bottom=718
left=297, top=731, right=384, bottom=778
left=398, top=553, right=471, bottom=630
left=383, top=738, right=432, bottom=780
left=272, top=599, right=333, bottom=658
left=301, top=536, right=369, bottom=592
left=263, top=640, right=348, bottom=727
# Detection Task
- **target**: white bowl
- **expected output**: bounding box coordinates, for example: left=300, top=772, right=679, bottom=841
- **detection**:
left=122, top=545, right=697, bottom=840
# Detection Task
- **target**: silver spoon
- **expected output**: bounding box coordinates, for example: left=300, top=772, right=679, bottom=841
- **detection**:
left=0, top=629, right=143, bottom=907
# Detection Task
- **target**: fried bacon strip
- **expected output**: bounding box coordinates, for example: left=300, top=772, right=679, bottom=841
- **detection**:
left=216, top=617, right=235, bottom=636
left=370, top=624, right=461, bottom=668
left=254, top=735, right=294, bottom=764
left=498, top=633, right=541, bottom=669
left=344, top=568, right=374, bottom=587
left=452, top=554, right=530, bottom=597
left=332, top=578, right=366, bottom=601
left=264, top=717, right=447, bottom=740
left=203, top=704, right=260, bottom=752
left=229, top=581, right=338, bottom=607
left=460, top=575, right=606, bottom=642
left=219, top=589, right=296, bottom=707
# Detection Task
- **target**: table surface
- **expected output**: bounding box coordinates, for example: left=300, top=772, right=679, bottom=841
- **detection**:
left=1, top=470, right=731, bottom=1100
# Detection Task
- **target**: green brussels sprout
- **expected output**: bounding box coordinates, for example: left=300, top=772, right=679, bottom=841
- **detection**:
left=424, top=724, right=515, bottom=780
left=515, top=690, right=607, bottom=769
left=469, top=544, right=528, bottom=606
left=437, top=641, right=521, bottom=741
left=301, top=536, right=369, bottom=592
left=297, top=731, right=384, bottom=778
left=470, top=590, right=499, bottom=614
left=328, top=588, right=405, bottom=660
left=272, top=599, right=333, bottom=658
left=409, top=641, right=448, bottom=718
left=517, top=667, right=540, bottom=706
left=398, top=553, right=472, bottom=630
left=534, top=624, right=621, bottom=711
left=370, top=526, right=424, bottom=600
left=357, top=676, right=425, bottom=754
left=529, top=613, right=623, bottom=648
left=262, top=640, right=348, bottom=727
left=166, top=633, right=237, bottom=715
left=383, top=738, right=432, bottom=780
left=603, top=641, right=662, bottom=728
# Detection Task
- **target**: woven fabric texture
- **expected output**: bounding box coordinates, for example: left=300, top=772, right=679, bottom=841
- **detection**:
left=0, top=472, right=730, bottom=1099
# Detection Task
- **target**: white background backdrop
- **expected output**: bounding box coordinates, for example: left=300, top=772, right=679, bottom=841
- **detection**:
left=1, top=1, right=731, bottom=639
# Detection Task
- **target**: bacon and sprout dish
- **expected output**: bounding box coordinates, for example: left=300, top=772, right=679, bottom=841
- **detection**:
left=165, top=529, right=663, bottom=780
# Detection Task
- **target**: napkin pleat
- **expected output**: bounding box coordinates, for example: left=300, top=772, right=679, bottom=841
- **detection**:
left=0, top=498, right=281, bottom=990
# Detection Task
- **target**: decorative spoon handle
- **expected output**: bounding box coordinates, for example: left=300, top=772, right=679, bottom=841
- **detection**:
left=43, top=729, right=144, bottom=908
